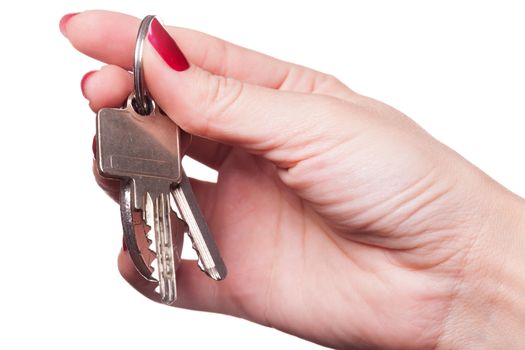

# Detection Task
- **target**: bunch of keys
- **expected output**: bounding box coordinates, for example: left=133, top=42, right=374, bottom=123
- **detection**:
left=95, top=15, right=227, bottom=304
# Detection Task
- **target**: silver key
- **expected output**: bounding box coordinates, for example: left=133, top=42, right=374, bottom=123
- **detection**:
left=172, top=172, right=227, bottom=280
left=97, top=95, right=182, bottom=304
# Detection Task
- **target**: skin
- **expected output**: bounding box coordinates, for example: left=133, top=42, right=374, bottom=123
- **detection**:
left=62, top=11, right=525, bottom=349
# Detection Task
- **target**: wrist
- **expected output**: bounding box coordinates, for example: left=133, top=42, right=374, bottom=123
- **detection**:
left=439, top=188, right=525, bottom=348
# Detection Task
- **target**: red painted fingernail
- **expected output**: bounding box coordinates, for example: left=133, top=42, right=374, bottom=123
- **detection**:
left=81, top=70, right=97, bottom=99
left=92, top=135, right=97, bottom=158
left=59, top=12, right=79, bottom=36
left=122, top=237, right=128, bottom=251
left=148, top=18, right=189, bottom=71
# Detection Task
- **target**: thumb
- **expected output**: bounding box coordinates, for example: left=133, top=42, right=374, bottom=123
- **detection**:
left=143, top=19, right=349, bottom=168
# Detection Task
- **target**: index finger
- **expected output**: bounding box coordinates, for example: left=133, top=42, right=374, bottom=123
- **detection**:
left=63, top=10, right=309, bottom=90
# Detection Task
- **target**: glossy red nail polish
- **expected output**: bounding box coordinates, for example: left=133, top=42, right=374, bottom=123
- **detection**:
left=148, top=19, right=189, bottom=71
left=59, top=12, right=79, bottom=36
left=81, top=70, right=96, bottom=99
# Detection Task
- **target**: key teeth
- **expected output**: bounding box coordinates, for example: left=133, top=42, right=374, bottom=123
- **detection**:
left=206, top=267, right=222, bottom=281
left=145, top=222, right=160, bottom=281
left=191, top=238, right=227, bottom=280
left=150, top=260, right=159, bottom=281
left=189, top=235, right=212, bottom=277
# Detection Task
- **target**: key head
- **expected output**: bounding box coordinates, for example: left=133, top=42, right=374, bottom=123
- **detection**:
left=96, top=95, right=181, bottom=207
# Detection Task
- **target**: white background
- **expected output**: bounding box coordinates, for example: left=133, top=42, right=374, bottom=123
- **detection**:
left=1, top=1, right=524, bottom=349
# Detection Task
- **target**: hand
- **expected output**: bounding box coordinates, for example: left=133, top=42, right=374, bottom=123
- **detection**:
left=62, top=11, right=525, bottom=349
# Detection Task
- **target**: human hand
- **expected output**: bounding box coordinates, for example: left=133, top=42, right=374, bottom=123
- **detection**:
left=62, top=11, right=525, bottom=349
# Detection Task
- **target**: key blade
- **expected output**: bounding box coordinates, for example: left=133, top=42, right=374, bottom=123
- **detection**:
left=120, top=181, right=156, bottom=281
left=145, top=193, right=177, bottom=304
left=172, top=171, right=227, bottom=280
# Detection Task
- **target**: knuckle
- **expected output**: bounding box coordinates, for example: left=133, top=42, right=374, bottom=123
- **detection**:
left=313, top=73, right=345, bottom=92
left=320, top=74, right=342, bottom=87
left=200, top=74, right=245, bottom=128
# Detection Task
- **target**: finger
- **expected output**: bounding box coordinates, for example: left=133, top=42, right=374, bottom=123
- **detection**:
left=92, top=159, right=119, bottom=203
left=142, top=19, right=353, bottom=169
left=83, top=65, right=232, bottom=169
left=186, top=136, right=231, bottom=170
left=81, top=65, right=133, bottom=112
left=117, top=246, right=159, bottom=301
left=118, top=250, right=236, bottom=314
left=62, top=10, right=352, bottom=98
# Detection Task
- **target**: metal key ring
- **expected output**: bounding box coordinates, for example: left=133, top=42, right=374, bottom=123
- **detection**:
left=133, top=15, right=157, bottom=115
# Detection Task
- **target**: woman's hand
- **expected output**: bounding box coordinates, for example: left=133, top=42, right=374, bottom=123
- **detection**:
left=61, top=10, right=525, bottom=349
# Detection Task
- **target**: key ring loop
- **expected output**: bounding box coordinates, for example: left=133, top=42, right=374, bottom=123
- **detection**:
left=133, top=15, right=157, bottom=115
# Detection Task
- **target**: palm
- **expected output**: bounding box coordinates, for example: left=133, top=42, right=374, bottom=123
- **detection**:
left=205, top=145, right=455, bottom=348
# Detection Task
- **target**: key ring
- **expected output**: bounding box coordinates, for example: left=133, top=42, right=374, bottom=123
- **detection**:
left=133, top=15, right=157, bottom=115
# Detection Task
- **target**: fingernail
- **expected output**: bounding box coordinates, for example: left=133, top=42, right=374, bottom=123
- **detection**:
left=81, top=70, right=97, bottom=99
left=59, top=12, right=79, bottom=36
left=122, top=237, right=128, bottom=251
left=148, top=18, right=189, bottom=71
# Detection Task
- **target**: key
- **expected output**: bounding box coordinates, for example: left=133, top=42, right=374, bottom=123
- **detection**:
left=172, top=172, right=227, bottom=280
left=97, top=95, right=182, bottom=304
left=120, top=180, right=155, bottom=279
left=120, top=180, right=184, bottom=285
